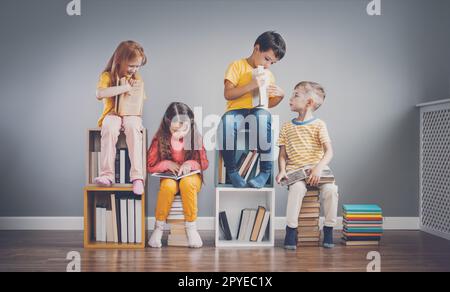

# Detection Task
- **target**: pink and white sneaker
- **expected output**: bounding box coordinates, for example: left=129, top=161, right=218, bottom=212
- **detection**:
left=132, top=179, right=144, bottom=195
left=94, top=176, right=113, bottom=186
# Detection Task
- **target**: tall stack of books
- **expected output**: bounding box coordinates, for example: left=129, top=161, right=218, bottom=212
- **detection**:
left=297, top=188, right=321, bottom=246
left=342, top=204, right=383, bottom=246
left=167, top=195, right=189, bottom=247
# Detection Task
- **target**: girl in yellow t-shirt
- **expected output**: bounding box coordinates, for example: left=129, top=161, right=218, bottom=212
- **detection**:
left=94, top=40, right=148, bottom=195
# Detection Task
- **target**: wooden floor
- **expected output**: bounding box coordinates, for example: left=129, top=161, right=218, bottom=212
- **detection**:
left=0, top=230, right=449, bottom=272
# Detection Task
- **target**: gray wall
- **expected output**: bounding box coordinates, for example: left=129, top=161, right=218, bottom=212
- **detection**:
left=0, top=0, right=449, bottom=217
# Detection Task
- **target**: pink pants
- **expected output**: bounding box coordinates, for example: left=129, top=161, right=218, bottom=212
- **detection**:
left=100, top=115, right=144, bottom=182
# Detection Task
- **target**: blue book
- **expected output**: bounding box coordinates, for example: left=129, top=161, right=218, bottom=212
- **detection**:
left=344, top=228, right=384, bottom=233
left=343, top=204, right=382, bottom=213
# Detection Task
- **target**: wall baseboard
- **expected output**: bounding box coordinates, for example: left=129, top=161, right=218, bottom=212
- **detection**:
left=0, top=216, right=420, bottom=231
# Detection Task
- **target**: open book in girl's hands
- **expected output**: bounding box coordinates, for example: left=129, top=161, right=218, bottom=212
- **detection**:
left=151, top=170, right=201, bottom=180
left=115, top=78, right=145, bottom=116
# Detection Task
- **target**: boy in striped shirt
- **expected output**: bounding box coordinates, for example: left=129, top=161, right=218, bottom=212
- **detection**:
left=276, top=81, right=339, bottom=250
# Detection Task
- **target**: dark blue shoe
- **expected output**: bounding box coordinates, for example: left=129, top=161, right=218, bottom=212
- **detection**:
left=248, top=171, right=271, bottom=189
left=323, top=226, right=335, bottom=248
left=284, top=226, right=298, bottom=250
left=228, top=171, right=247, bottom=188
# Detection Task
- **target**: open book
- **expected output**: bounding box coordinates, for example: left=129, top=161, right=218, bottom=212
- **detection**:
left=151, top=170, right=201, bottom=180
left=115, top=77, right=145, bottom=116
left=280, top=166, right=335, bottom=186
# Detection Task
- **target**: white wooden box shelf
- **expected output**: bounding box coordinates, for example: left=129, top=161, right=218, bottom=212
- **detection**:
left=215, top=187, right=275, bottom=247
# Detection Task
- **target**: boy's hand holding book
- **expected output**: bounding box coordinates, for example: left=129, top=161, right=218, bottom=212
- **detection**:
left=306, top=165, right=324, bottom=187
left=276, top=170, right=288, bottom=184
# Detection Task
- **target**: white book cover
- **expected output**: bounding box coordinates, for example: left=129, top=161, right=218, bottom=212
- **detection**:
left=252, top=66, right=269, bottom=108
left=101, top=208, right=107, bottom=242
left=128, top=198, right=135, bottom=243
left=106, top=210, right=114, bottom=243
left=110, top=194, right=118, bottom=243
left=257, top=211, right=271, bottom=242
left=245, top=209, right=258, bottom=241
left=120, top=149, right=126, bottom=184
left=97, top=152, right=102, bottom=180
left=120, top=199, right=128, bottom=243
left=238, top=210, right=251, bottom=241
left=95, top=207, right=103, bottom=242
left=135, top=199, right=142, bottom=244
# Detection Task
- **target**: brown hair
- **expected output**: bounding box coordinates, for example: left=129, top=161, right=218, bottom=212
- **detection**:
left=151, top=102, right=205, bottom=181
left=104, top=40, right=147, bottom=85
left=295, top=81, right=326, bottom=110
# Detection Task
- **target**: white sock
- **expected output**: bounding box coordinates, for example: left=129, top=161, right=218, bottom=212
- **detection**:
left=185, top=221, right=203, bottom=248
left=148, top=220, right=165, bottom=248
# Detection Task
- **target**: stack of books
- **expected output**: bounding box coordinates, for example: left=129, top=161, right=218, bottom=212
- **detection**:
left=297, top=188, right=321, bottom=246
left=342, top=204, right=383, bottom=246
left=167, top=195, right=189, bottom=247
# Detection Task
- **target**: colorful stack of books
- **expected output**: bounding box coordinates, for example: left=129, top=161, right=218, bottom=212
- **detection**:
left=167, top=195, right=189, bottom=247
left=342, top=204, right=383, bottom=246
left=297, top=188, right=321, bottom=246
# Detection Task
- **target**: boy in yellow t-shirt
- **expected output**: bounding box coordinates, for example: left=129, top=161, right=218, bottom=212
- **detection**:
left=220, top=31, right=286, bottom=188
left=276, top=81, right=339, bottom=250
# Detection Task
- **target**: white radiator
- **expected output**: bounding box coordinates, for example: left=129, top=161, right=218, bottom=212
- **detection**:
left=417, top=99, right=450, bottom=240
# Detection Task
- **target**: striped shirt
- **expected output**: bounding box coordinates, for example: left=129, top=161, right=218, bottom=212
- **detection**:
left=277, top=118, right=331, bottom=172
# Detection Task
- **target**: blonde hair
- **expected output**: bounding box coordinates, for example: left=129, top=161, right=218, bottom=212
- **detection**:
left=104, top=40, right=147, bottom=85
left=295, top=81, right=326, bottom=110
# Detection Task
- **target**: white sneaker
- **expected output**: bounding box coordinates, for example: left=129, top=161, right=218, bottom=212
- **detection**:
left=185, top=221, right=203, bottom=248
left=148, top=221, right=165, bottom=248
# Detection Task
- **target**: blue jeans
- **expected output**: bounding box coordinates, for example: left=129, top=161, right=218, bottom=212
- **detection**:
left=219, top=108, right=272, bottom=174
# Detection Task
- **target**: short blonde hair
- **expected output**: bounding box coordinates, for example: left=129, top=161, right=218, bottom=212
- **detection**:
left=295, top=81, right=326, bottom=110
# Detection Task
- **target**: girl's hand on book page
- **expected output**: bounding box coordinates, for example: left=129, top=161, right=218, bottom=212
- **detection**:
left=167, top=161, right=180, bottom=175
left=178, top=163, right=192, bottom=176
left=267, top=84, right=284, bottom=98
left=276, top=170, right=288, bottom=184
